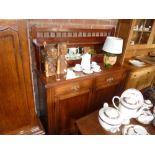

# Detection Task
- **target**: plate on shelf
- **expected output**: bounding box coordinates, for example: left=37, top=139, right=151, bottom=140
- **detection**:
left=129, top=59, right=145, bottom=67
left=72, top=67, right=83, bottom=72
left=92, top=69, right=102, bottom=73
left=122, top=125, right=149, bottom=135
left=83, top=69, right=93, bottom=74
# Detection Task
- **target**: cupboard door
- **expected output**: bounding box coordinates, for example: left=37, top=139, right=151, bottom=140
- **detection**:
left=125, top=67, right=155, bottom=90
left=0, top=20, right=40, bottom=134
left=54, top=79, right=92, bottom=134
left=125, top=72, right=139, bottom=89
left=91, top=85, right=119, bottom=111
left=91, top=70, right=126, bottom=112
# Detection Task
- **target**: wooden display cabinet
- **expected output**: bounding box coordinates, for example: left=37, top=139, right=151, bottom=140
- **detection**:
left=116, top=19, right=155, bottom=64
left=32, top=26, right=127, bottom=134
left=116, top=19, right=155, bottom=91
left=37, top=65, right=127, bottom=134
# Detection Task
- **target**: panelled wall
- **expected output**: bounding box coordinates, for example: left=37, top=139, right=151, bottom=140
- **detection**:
left=27, top=19, right=118, bottom=116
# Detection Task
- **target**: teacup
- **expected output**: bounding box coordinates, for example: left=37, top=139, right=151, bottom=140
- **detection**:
left=92, top=65, right=100, bottom=72
left=74, top=64, right=82, bottom=71
left=91, top=61, right=97, bottom=66
left=68, top=48, right=77, bottom=54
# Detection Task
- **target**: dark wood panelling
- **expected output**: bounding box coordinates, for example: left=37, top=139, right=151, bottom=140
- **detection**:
left=0, top=20, right=44, bottom=134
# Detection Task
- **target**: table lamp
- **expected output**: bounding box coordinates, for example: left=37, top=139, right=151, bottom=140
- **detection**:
left=102, top=36, right=123, bottom=68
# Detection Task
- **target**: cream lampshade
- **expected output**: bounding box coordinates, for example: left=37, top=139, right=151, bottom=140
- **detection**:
left=102, top=36, right=123, bottom=67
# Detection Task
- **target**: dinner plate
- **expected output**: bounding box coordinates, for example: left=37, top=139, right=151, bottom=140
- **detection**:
left=122, top=125, right=149, bottom=135
left=129, top=59, right=145, bottom=67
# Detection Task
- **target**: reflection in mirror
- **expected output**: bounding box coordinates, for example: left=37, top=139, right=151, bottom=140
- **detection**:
left=66, top=46, right=96, bottom=60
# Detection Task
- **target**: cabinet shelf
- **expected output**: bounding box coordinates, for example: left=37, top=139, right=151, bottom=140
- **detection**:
left=133, top=30, right=151, bottom=33
left=128, top=44, right=155, bottom=50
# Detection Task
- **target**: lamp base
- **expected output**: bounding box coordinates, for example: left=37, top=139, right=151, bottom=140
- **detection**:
left=103, top=52, right=117, bottom=68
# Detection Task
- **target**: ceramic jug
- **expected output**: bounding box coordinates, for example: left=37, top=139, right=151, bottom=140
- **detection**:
left=81, top=53, right=91, bottom=71
left=112, top=88, right=145, bottom=124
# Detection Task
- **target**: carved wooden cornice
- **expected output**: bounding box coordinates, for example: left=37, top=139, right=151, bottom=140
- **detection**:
left=0, top=25, right=18, bottom=31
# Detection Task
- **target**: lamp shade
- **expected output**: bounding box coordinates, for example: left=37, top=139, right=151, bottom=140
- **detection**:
left=102, top=36, right=123, bottom=54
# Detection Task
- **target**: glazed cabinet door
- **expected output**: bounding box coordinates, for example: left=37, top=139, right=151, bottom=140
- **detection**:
left=54, top=79, right=93, bottom=134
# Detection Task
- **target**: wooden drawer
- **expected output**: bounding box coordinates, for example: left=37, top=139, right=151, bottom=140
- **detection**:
left=55, top=79, right=92, bottom=96
left=95, top=70, right=122, bottom=90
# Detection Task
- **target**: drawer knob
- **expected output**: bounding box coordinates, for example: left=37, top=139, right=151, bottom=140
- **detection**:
left=106, top=77, right=114, bottom=83
left=71, top=84, right=80, bottom=92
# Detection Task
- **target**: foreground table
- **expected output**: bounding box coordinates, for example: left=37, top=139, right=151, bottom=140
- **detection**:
left=76, top=110, right=155, bottom=135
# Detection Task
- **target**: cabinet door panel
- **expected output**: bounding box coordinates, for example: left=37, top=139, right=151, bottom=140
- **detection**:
left=0, top=29, right=31, bottom=132
left=136, top=73, right=147, bottom=90
left=55, top=92, right=91, bottom=134
left=125, top=67, right=155, bottom=90
left=91, top=85, right=118, bottom=112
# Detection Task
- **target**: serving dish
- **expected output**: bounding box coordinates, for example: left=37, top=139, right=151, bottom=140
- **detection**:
left=122, top=125, right=149, bottom=135
left=136, top=109, right=154, bottom=124
left=129, top=59, right=145, bottom=67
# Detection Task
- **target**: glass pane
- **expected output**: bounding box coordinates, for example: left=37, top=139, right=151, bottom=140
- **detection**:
left=145, top=19, right=154, bottom=31
left=133, top=19, right=145, bottom=31
left=131, top=31, right=142, bottom=44
left=140, top=32, right=150, bottom=44
left=131, top=20, right=146, bottom=45
left=140, top=20, right=154, bottom=44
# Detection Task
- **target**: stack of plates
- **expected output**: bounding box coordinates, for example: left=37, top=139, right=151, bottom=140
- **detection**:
left=129, top=59, right=145, bottom=67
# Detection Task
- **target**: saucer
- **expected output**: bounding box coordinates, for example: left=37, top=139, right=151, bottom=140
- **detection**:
left=129, top=59, right=145, bottom=67
left=73, top=67, right=82, bottom=72
left=83, top=69, right=93, bottom=74
left=92, top=68, right=101, bottom=73
left=122, top=125, right=149, bottom=135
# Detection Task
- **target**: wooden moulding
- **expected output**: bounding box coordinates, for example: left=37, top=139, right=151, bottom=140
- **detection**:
left=31, top=26, right=115, bottom=47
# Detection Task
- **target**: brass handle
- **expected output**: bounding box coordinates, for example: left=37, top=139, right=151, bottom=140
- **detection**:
left=71, top=84, right=80, bottom=92
left=106, top=77, right=114, bottom=83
